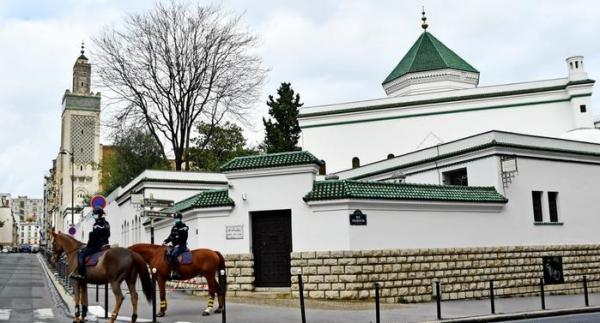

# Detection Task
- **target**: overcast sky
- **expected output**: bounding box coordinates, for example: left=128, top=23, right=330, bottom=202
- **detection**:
left=1, top=0, right=599, bottom=198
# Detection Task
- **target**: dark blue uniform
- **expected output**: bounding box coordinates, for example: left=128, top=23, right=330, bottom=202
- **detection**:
left=77, top=217, right=110, bottom=277
left=164, top=219, right=188, bottom=278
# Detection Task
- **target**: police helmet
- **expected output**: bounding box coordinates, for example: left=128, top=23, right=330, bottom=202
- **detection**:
left=174, top=212, right=183, bottom=220
left=93, top=208, right=105, bottom=216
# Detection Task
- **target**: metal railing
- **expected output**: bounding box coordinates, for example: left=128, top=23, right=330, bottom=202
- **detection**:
left=433, top=275, right=600, bottom=320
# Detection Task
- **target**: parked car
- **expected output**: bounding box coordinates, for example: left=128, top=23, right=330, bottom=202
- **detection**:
left=19, top=244, right=31, bottom=253
left=1, top=247, right=8, bottom=253
left=31, top=245, right=39, bottom=253
left=10, top=246, right=17, bottom=253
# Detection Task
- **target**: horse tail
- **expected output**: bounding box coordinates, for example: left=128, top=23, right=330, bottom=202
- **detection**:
left=216, top=251, right=226, bottom=272
left=132, top=251, right=153, bottom=302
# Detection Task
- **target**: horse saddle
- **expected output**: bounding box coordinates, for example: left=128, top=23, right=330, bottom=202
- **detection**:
left=166, top=247, right=193, bottom=265
left=85, top=247, right=109, bottom=267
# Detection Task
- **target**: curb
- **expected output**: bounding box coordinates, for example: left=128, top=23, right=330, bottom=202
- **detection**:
left=37, top=254, right=75, bottom=312
left=421, top=306, right=600, bottom=322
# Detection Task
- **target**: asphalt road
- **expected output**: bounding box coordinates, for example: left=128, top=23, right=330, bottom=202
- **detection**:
left=0, top=253, right=70, bottom=322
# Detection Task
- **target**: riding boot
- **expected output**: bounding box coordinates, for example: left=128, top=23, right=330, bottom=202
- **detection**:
left=170, top=261, right=181, bottom=280
left=69, top=262, right=85, bottom=280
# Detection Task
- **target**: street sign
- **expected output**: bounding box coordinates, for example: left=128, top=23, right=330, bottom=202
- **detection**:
left=68, top=225, right=77, bottom=236
left=130, top=194, right=144, bottom=205
left=90, top=195, right=107, bottom=209
left=144, top=198, right=174, bottom=208
left=143, top=210, right=172, bottom=218
left=349, top=209, right=367, bottom=225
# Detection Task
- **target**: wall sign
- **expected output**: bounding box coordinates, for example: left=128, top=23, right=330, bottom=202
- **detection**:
left=226, top=225, right=244, bottom=239
left=542, top=256, right=564, bottom=285
left=349, top=210, right=367, bottom=226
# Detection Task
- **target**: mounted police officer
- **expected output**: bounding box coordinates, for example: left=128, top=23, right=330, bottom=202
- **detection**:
left=71, top=207, right=110, bottom=280
left=162, top=212, right=188, bottom=279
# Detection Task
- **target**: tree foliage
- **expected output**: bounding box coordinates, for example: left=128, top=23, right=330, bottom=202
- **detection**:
left=94, top=1, right=266, bottom=170
left=188, top=121, right=257, bottom=171
left=262, top=82, right=302, bottom=153
left=100, top=128, right=168, bottom=195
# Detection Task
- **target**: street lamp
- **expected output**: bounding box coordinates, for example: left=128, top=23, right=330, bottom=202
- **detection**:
left=59, top=149, right=75, bottom=228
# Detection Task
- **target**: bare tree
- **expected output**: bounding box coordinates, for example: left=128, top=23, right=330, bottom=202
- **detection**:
left=94, top=1, right=266, bottom=170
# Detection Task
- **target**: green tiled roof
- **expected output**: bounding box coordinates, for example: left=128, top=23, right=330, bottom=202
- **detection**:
left=383, top=32, right=478, bottom=85
left=304, top=180, right=507, bottom=203
left=220, top=151, right=322, bottom=171
left=166, top=189, right=234, bottom=213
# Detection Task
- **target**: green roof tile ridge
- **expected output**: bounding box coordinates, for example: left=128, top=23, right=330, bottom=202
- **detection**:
left=220, top=150, right=321, bottom=171
left=304, top=179, right=507, bottom=203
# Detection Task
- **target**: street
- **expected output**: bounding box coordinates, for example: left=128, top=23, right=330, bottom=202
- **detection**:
left=0, top=253, right=69, bottom=322
left=506, top=313, right=600, bottom=322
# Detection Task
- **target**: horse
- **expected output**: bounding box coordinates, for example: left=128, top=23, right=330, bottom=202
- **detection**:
left=51, top=232, right=153, bottom=323
left=128, top=243, right=226, bottom=317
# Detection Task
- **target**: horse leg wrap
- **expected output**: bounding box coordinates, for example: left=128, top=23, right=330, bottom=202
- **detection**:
left=81, top=305, right=87, bottom=318
left=74, top=305, right=80, bottom=318
left=160, top=300, right=167, bottom=310
left=203, top=297, right=214, bottom=314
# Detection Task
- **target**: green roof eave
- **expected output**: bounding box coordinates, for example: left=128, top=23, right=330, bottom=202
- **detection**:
left=164, top=189, right=234, bottom=214
left=220, top=151, right=322, bottom=172
left=383, top=32, right=478, bottom=85
left=303, top=180, right=508, bottom=204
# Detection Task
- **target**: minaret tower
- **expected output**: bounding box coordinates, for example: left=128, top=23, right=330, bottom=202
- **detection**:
left=56, top=43, right=102, bottom=231
left=73, top=42, right=91, bottom=95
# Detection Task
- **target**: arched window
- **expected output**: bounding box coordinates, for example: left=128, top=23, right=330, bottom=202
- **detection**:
left=352, top=157, right=360, bottom=169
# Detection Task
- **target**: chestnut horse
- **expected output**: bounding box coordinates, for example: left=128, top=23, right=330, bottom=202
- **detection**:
left=128, top=243, right=226, bottom=317
left=51, top=232, right=152, bottom=323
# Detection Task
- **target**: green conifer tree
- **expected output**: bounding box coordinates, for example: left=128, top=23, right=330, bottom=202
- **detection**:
left=262, top=82, right=302, bottom=153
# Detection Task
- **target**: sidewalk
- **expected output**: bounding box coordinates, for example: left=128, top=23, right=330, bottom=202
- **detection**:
left=40, top=255, right=600, bottom=323
left=81, top=283, right=600, bottom=323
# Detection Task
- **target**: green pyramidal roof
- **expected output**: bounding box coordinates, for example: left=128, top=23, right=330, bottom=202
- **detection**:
left=383, top=32, right=478, bottom=85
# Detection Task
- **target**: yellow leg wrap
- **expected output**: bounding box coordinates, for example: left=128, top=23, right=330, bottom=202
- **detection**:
left=160, top=300, right=167, bottom=306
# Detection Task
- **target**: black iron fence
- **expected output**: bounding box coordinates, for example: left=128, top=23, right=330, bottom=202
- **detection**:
left=432, top=275, right=600, bottom=320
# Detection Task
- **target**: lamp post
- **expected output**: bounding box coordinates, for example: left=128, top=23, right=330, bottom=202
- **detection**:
left=59, top=149, right=75, bottom=228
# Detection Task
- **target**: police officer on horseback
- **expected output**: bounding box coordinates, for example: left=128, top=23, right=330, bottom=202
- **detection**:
left=163, top=212, right=188, bottom=279
left=71, top=207, right=110, bottom=280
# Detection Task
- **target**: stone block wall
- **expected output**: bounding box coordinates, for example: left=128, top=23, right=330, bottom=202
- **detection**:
left=290, top=245, right=600, bottom=303
left=166, top=253, right=254, bottom=297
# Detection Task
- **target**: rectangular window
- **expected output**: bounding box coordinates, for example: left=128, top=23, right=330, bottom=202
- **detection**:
left=532, top=191, right=543, bottom=222
left=548, top=192, right=559, bottom=222
left=442, top=168, right=468, bottom=186
left=580, top=104, right=587, bottom=113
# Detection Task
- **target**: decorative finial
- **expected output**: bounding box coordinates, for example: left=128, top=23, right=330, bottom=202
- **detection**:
left=421, top=6, right=428, bottom=31
left=81, top=41, right=85, bottom=55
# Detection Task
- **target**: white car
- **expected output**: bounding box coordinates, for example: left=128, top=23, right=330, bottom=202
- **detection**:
left=1, top=247, right=8, bottom=253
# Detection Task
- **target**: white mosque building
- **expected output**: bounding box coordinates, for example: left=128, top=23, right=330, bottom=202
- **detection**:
left=98, top=14, right=600, bottom=303
left=298, top=15, right=599, bottom=172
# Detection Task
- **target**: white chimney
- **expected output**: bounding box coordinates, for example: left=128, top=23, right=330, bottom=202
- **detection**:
left=566, top=56, right=588, bottom=81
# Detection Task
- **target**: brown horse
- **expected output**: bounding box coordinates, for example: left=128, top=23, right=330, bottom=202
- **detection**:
left=128, top=243, right=226, bottom=317
left=51, top=232, right=153, bottom=323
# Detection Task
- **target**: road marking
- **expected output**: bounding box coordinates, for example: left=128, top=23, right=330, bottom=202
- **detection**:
left=0, top=309, right=9, bottom=321
left=88, top=306, right=152, bottom=322
left=33, top=308, right=54, bottom=319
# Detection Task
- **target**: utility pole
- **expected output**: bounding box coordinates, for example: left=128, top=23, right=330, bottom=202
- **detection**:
left=60, top=149, right=75, bottom=227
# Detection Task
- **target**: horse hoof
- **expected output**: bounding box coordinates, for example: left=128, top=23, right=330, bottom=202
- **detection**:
left=214, top=308, right=223, bottom=314
left=156, top=312, right=165, bottom=317
left=202, top=311, right=211, bottom=316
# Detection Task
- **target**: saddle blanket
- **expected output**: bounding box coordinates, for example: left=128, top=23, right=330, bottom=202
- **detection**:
left=166, top=248, right=193, bottom=265
left=85, top=250, right=106, bottom=266
left=178, top=251, right=193, bottom=265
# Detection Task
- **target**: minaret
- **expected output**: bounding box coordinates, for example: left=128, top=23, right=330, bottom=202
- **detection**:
left=56, top=44, right=102, bottom=231
left=565, top=55, right=593, bottom=129
left=73, top=42, right=91, bottom=95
